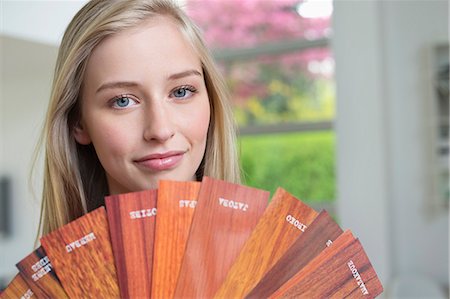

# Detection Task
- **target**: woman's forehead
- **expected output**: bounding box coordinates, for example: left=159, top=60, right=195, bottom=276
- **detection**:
left=83, top=16, right=202, bottom=89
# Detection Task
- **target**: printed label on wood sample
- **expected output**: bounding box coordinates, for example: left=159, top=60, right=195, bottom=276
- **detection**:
left=246, top=210, right=343, bottom=298
left=174, top=177, right=270, bottom=299
left=347, top=260, right=369, bottom=295
left=214, top=188, right=318, bottom=299
left=268, top=230, right=383, bottom=299
left=40, top=207, right=119, bottom=299
left=16, top=246, right=69, bottom=299
left=152, top=180, right=201, bottom=299
left=0, top=274, right=33, bottom=299
left=105, top=189, right=157, bottom=299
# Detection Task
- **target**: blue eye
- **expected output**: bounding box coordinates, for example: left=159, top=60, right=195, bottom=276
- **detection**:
left=171, top=85, right=197, bottom=99
left=111, top=95, right=138, bottom=108
left=174, top=88, right=187, bottom=98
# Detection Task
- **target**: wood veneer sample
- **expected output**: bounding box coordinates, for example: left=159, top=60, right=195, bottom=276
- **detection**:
left=151, top=180, right=200, bottom=299
left=0, top=274, right=34, bottom=299
left=40, top=207, right=119, bottom=299
left=246, top=210, right=343, bottom=298
left=214, top=188, right=318, bottom=298
left=269, top=230, right=383, bottom=298
left=105, top=189, right=157, bottom=299
left=174, top=176, right=270, bottom=299
left=16, top=246, right=69, bottom=299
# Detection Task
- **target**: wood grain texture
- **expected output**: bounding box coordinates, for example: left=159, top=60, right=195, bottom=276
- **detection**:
left=269, top=230, right=383, bottom=299
left=16, top=246, right=69, bottom=299
left=151, top=180, right=200, bottom=299
left=40, top=207, right=119, bottom=299
left=105, top=189, right=157, bottom=299
left=246, top=210, right=343, bottom=298
left=214, top=188, right=318, bottom=299
left=0, top=274, right=33, bottom=299
left=174, top=176, right=270, bottom=299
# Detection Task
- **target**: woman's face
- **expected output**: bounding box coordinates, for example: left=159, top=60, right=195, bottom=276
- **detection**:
left=74, top=16, right=210, bottom=194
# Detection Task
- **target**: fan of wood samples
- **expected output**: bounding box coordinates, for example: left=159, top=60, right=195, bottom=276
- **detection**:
left=1, top=177, right=383, bottom=299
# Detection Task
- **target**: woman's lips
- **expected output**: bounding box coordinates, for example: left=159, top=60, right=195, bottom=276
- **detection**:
left=134, top=151, right=185, bottom=171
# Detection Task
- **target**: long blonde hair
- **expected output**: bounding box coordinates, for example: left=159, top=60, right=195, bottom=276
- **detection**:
left=36, top=0, right=240, bottom=237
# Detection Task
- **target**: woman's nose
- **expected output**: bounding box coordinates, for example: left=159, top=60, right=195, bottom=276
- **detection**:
left=143, top=102, right=175, bottom=142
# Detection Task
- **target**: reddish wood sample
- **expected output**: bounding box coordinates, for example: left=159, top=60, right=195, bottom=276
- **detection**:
left=174, top=176, right=270, bottom=299
left=105, top=189, right=157, bottom=299
left=40, top=207, right=119, bottom=299
left=152, top=180, right=200, bottom=299
left=246, top=210, right=343, bottom=298
left=0, top=274, right=33, bottom=299
left=214, top=188, right=318, bottom=298
left=269, top=230, right=383, bottom=299
left=16, top=246, right=69, bottom=299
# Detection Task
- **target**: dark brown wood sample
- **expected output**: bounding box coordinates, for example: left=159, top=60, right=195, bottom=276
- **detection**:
left=0, top=274, right=33, bottom=299
left=16, top=246, right=69, bottom=299
left=214, top=188, right=318, bottom=298
left=40, top=207, right=119, bottom=299
left=105, top=189, right=157, bottom=299
left=269, top=230, right=383, bottom=298
left=246, top=210, right=343, bottom=298
left=174, top=176, right=270, bottom=299
left=152, top=180, right=200, bottom=299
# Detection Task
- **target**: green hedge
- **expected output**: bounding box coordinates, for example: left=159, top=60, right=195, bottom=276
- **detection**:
left=238, top=130, right=336, bottom=203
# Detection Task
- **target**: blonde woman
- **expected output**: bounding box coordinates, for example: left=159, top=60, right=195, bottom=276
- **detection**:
left=37, top=0, right=241, bottom=236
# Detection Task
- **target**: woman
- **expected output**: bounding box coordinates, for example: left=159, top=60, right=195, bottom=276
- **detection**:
left=37, top=0, right=241, bottom=236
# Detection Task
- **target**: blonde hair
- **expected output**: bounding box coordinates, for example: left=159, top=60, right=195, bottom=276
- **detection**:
left=36, top=0, right=240, bottom=236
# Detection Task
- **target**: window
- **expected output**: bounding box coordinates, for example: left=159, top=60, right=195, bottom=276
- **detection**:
left=186, top=0, right=335, bottom=209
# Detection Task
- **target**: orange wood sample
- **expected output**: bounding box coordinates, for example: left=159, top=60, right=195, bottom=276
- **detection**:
left=40, top=207, right=119, bottom=299
left=151, top=180, right=200, bottom=299
left=269, top=230, right=383, bottom=299
left=105, top=189, right=157, bottom=299
left=246, top=210, right=343, bottom=298
left=174, top=176, right=270, bottom=299
left=214, top=188, right=318, bottom=299
left=0, top=274, right=33, bottom=299
left=16, top=246, right=69, bottom=299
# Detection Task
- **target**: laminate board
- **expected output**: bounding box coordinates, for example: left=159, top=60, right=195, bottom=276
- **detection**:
left=151, top=180, right=200, bottom=299
left=214, top=188, right=318, bottom=298
left=269, top=230, right=383, bottom=298
left=174, top=177, right=270, bottom=299
left=246, top=210, right=343, bottom=298
left=16, top=246, right=68, bottom=299
left=105, top=189, right=157, bottom=299
left=0, top=274, right=33, bottom=299
left=40, top=207, right=119, bottom=299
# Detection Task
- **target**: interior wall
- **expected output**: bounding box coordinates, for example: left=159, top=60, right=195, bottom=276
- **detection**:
left=333, top=0, right=449, bottom=297
left=0, top=36, right=56, bottom=285
left=382, top=0, right=448, bottom=288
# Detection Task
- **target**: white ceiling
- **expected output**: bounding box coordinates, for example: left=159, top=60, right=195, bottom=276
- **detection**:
left=1, top=0, right=89, bottom=46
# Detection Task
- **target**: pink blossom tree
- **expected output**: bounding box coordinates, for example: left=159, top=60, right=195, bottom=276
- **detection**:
left=185, top=0, right=334, bottom=124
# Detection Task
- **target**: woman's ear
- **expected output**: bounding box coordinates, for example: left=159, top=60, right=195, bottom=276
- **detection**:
left=73, top=122, right=92, bottom=145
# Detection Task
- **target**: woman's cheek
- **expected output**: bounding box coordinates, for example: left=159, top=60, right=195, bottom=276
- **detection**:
left=90, top=120, right=134, bottom=157
left=189, top=100, right=211, bottom=142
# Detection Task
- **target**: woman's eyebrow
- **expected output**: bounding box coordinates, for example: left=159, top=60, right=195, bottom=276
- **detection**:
left=96, top=81, right=139, bottom=94
left=95, top=70, right=202, bottom=93
left=168, top=69, right=202, bottom=80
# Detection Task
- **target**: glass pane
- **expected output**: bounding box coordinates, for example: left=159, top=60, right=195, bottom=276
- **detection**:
left=186, top=0, right=336, bottom=204
left=219, top=50, right=335, bottom=125
left=239, top=131, right=336, bottom=202
left=186, top=0, right=332, bottom=48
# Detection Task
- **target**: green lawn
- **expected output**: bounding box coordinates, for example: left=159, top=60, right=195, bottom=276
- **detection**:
left=238, top=130, right=336, bottom=203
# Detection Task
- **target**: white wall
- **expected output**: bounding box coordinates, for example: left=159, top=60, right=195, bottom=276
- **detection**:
left=334, top=0, right=449, bottom=297
left=0, top=36, right=57, bottom=285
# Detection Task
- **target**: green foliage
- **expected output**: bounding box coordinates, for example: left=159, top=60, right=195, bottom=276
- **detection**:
left=239, top=131, right=335, bottom=203
left=230, top=63, right=335, bottom=126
